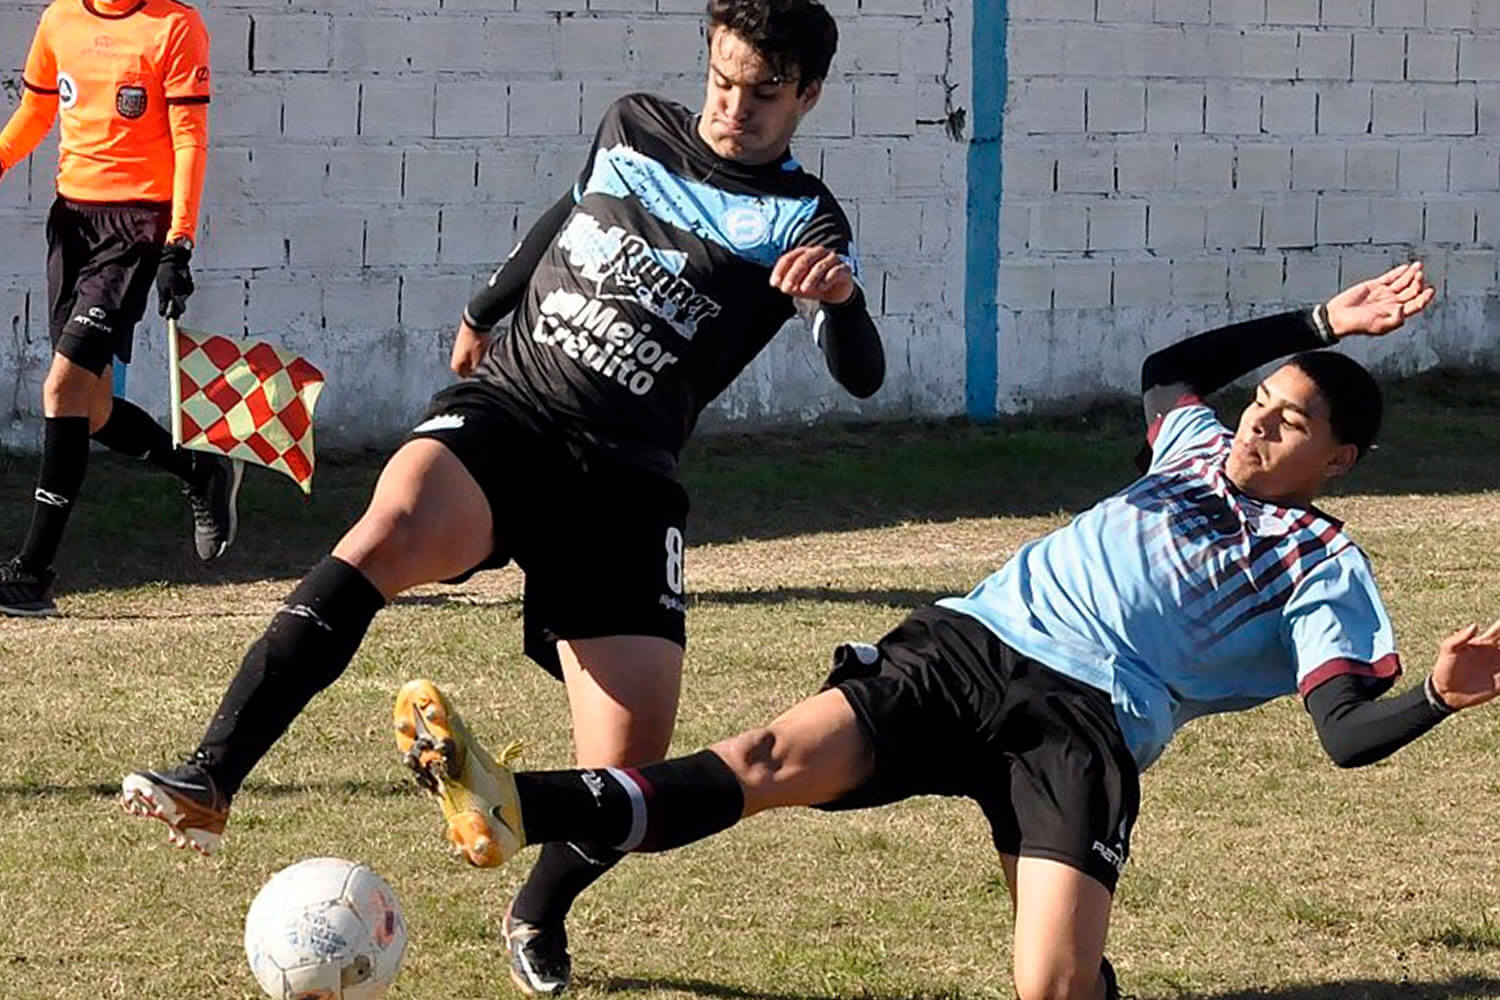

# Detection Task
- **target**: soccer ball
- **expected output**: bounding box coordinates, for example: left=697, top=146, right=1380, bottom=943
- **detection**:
left=244, top=857, right=408, bottom=1000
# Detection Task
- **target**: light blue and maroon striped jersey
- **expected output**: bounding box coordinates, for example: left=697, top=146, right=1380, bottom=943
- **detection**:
left=939, top=403, right=1399, bottom=770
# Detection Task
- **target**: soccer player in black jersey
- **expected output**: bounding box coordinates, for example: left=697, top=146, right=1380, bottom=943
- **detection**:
left=392, top=262, right=1500, bottom=1000
left=122, top=1, right=881, bottom=992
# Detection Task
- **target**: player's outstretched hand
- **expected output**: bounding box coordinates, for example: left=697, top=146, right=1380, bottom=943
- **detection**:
left=1325, top=260, right=1435, bottom=338
left=451, top=318, right=489, bottom=377
left=771, top=246, right=856, bottom=305
left=1429, top=619, right=1500, bottom=711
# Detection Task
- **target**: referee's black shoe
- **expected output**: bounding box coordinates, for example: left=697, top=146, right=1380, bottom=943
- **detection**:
left=503, top=902, right=571, bottom=996
left=0, top=557, right=56, bottom=617
left=184, top=453, right=243, bottom=561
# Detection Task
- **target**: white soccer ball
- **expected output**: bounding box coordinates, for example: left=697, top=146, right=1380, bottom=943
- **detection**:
left=244, top=857, right=408, bottom=1000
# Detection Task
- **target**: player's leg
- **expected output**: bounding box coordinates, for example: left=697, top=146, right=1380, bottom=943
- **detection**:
left=122, top=436, right=495, bottom=853
left=503, top=636, right=682, bottom=994
left=497, top=459, right=694, bottom=994
left=83, top=212, right=242, bottom=561
left=986, top=655, right=1137, bottom=1000
left=1007, top=857, right=1116, bottom=1000
left=395, top=682, right=873, bottom=865
left=89, top=366, right=244, bottom=562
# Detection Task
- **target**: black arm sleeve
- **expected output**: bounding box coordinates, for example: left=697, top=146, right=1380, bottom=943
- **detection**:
left=1139, top=310, right=1330, bottom=425
left=462, top=192, right=574, bottom=333
left=1305, top=673, right=1452, bottom=769
left=799, top=287, right=884, bottom=399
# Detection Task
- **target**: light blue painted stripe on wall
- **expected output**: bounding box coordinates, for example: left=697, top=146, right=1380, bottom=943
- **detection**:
left=964, top=0, right=1005, bottom=418
left=112, top=361, right=127, bottom=397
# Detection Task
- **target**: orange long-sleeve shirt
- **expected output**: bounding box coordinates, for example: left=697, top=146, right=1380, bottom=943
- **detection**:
left=0, top=0, right=211, bottom=240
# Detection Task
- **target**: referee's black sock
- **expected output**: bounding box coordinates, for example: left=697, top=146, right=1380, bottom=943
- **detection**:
left=510, top=841, right=623, bottom=927
left=91, top=397, right=195, bottom=481
left=17, top=416, right=90, bottom=572
left=193, top=556, right=385, bottom=797
left=515, top=749, right=745, bottom=853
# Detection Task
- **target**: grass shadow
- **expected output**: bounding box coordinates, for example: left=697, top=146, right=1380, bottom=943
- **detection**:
left=1161, top=977, right=1500, bottom=999
left=0, top=779, right=412, bottom=801
left=1, top=370, right=1496, bottom=594
left=692, top=586, right=952, bottom=609
left=594, top=974, right=1500, bottom=1000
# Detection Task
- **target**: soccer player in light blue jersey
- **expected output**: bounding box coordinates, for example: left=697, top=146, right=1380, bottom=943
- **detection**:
left=395, top=261, right=1500, bottom=1000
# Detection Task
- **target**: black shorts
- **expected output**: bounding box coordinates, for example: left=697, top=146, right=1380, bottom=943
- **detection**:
left=46, top=196, right=170, bottom=375
left=409, top=381, right=690, bottom=679
left=820, top=606, right=1141, bottom=892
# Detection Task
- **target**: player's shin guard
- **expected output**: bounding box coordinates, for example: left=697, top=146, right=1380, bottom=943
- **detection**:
left=510, top=841, right=624, bottom=927
left=91, top=397, right=194, bottom=481
left=194, top=556, right=385, bottom=796
left=516, top=749, right=745, bottom=853
left=18, top=416, right=90, bottom=572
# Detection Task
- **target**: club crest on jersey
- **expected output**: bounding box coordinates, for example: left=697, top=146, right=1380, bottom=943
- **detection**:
left=57, top=72, right=78, bottom=109
left=116, top=86, right=148, bottom=119
left=557, top=212, right=721, bottom=340
left=722, top=205, right=769, bottom=249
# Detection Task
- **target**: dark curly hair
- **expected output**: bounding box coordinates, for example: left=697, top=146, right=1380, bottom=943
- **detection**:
left=705, top=0, right=839, bottom=94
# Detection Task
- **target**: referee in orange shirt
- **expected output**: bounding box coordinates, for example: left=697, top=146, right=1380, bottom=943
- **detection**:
left=0, top=0, right=241, bottom=616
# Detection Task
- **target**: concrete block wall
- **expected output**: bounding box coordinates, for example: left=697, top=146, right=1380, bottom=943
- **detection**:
left=994, top=0, right=1500, bottom=413
left=0, top=0, right=967, bottom=450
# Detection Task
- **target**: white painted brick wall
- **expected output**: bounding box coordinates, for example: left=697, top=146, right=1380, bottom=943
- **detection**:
left=995, top=0, right=1500, bottom=414
left=4, top=1, right=1496, bottom=445
left=0, top=1, right=966, bottom=448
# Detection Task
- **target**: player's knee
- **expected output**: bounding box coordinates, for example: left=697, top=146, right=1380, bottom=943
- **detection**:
left=334, top=507, right=425, bottom=580
left=714, top=728, right=783, bottom=802
left=41, top=359, right=95, bottom=415
left=1013, top=959, right=1103, bottom=1000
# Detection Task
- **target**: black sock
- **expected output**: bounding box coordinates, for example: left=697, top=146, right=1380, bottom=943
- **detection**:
left=18, top=416, right=90, bottom=572
left=194, top=556, right=386, bottom=797
left=91, top=398, right=195, bottom=481
left=510, top=841, right=624, bottom=927
left=515, top=749, right=745, bottom=853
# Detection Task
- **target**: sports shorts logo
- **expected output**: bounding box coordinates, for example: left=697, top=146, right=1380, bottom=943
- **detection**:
left=410, top=413, right=465, bottom=435
left=116, top=86, right=148, bottom=119
left=723, top=205, right=770, bottom=249
left=57, top=72, right=78, bottom=110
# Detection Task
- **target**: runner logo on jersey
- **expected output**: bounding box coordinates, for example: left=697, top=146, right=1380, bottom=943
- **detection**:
left=117, top=86, right=148, bottom=119
left=557, top=212, right=721, bottom=340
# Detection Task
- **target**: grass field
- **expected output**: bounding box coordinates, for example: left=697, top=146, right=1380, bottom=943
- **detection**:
left=1, top=376, right=1499, bottom=999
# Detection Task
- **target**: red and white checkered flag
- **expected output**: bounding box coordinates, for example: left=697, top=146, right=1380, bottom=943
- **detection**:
left=169, top=321, right=326, bottom=494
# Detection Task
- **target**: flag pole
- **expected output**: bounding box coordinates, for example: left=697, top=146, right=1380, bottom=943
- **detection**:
left=167, top=317, right=183, bottom=447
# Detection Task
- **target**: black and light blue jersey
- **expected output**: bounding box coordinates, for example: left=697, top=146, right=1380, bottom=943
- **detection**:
left=940, top=403, right=1400, bottom=771
left=477, top=93, right=859, bottom=476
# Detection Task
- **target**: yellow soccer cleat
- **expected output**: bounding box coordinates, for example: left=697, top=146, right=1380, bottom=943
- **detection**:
left=393, top=679, right=526, bottom=868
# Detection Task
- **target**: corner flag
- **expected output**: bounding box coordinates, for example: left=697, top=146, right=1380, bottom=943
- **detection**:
left=168, top=320, right=326, bottom=494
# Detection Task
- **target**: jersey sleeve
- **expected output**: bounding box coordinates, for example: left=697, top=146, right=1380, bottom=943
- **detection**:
left=1145, top=404, right=1230, bottom=471
left=791, top=191, right=861, bottom=280
left=161, top=9, right=212, bottom=103
left=21, top=7, right=58, bottom=94
left=1282, top=547, right=1402, bottom=698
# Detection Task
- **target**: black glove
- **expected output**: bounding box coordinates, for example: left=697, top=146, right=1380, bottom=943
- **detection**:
left=156, top=239, right=195, bottom=319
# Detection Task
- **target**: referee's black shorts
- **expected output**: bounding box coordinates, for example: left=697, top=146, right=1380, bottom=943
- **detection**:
left=819, top=606, right=1140, bottom=892
left=46, top=196, right=170, bottom=375
left=408, top=380, right=690, bottom=679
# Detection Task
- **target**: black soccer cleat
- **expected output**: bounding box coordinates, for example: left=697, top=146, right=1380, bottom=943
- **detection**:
left=0, top=557, right=57, bottom=617
left=120, top=759, right=230, bottom=856
left=184, top=453, right=243, bottom=561
left=503, top=903, right=571, bottom=996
